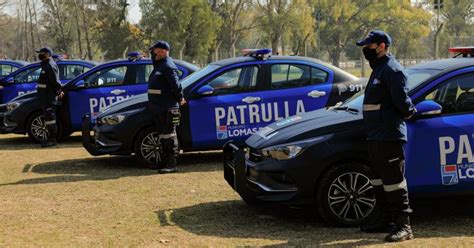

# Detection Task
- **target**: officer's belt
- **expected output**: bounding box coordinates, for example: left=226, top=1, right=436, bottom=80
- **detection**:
left=363, top=104, right=381, bottom=111
left=148, top=89, right=162, bottom=95
left=37, top=84, right=47, bottom=89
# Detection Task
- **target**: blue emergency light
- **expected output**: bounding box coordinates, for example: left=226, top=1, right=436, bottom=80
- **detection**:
left=242, top=48, right=272, bottom=60
left=127, top=51, right=142, bottom=61
left=52, top=54, right=63, bottom=61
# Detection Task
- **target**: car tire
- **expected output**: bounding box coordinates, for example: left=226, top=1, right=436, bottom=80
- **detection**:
left=26, top=111, right=63, bottom=143
left=134, top=127, right=163, bottom=169
left=316, top=162, right=378, bottom=227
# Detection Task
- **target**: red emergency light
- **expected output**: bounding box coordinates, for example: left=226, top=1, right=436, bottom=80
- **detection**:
left=448, top=47, right=474, bottom=57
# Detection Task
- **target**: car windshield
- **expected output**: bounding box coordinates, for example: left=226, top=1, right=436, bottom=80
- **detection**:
left=180, top=64, right=220, bottom=89
left=343, top=67, right=442, bottom=110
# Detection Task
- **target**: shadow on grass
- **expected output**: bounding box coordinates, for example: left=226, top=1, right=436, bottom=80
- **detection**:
left=0, top=134, right=83, bottom=150
left=163, top=198, right=474, bottom=246
left=0, top=152, right=223, bottom=186
left=159, top=200, right=385, bottom=247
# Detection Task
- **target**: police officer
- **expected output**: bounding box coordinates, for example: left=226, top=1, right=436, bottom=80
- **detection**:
left=356, top=31, right=416, bottom=242
left=36, top=47, right=63, bottom=147
left=147, top=41, right=185, bottom=173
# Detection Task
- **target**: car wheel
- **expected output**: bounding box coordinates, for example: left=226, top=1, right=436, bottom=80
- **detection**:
left=316, top=163, right=377, bottom=226
left=134, top=127, right=162, bottom=169
left=26, top=112, right=63, bottom=143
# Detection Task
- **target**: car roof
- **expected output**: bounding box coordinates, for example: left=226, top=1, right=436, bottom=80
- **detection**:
left=0, top=59, right=29, bottom=67
left=95, top=58, right=199, bottom=70
left=408, top=58, right=474, bottom=70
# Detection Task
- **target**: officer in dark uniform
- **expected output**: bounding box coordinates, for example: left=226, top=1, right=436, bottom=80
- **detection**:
left=147, top=41, right=185, bottom=173
left=36, top=47, right=63, bottom=147
left=356, top=31, right=416, bottom=242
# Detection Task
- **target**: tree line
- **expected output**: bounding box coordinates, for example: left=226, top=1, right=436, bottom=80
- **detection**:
left=0, top=0, right=472, bottom=67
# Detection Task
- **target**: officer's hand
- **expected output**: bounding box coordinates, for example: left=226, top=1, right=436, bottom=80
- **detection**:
left=180, top=98, right=187, bottom=106
left=58, top=90, right=65, bottom=99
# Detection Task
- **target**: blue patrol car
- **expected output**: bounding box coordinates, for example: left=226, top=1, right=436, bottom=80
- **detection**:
left=223, top=47, right=474, bottom=226
left=0, top=56, right=96, bottom=104
left=0, top=60, right=29, bottom=81
left=1, top=53, right=199, bottom=142
left=81, top=49, right=367, bottom=167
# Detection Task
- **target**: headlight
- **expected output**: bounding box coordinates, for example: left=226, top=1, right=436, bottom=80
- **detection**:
left=259, top=136, right=330, bottom=160
left=100, top=114, right=126, bottom=125
left=6, top=102, right=20, bottom=112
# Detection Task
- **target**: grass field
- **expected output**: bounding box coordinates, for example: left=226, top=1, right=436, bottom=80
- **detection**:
left=1, top=133, right=474, bottom=247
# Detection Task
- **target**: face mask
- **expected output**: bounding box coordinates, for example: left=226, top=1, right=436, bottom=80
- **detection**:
left=362, top=47, right=379, bottom=61
left=38, top=54, right=46, bottom=60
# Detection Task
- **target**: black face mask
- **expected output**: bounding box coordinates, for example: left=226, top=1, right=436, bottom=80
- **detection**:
left=38, top=54, right=47, bottom=60
left=362, top=47, right=379, bottom=61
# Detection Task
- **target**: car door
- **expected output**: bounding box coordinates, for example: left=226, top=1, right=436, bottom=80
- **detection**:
left=58, top=63, right=90, bottom=81
left=259, top=62, right=333, bottom=119
left=188, top=63, right=266, bottom=148
left=1, top=65, right=41, bottom=103
left=68, top=63, right=145, bottom=129
left=405, top=69, right=474, bottom=193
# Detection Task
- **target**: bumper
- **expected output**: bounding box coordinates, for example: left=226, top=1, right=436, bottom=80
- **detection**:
left=223, top=142, right=299, bottom=203
left=1, top=112, right=20, bottom=134
left=81, top=114, right=124, bottom=156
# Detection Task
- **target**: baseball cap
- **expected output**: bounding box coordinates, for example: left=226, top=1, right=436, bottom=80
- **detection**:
left=356, top=30, right=392, bottom=47
left=149, top=41, right=170, bottom=51
left=35, top=47, right=54, bottom=55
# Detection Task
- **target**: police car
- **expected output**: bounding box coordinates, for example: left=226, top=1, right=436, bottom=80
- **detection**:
left=223, top=47, right=474, bottom=226
left=1, top=53, right=199, bottom=142
left=0, top=60, right=29, bottom=81
left=81, top=49, right=367, bottom=167
left=0, top=55, right=96, bottom=104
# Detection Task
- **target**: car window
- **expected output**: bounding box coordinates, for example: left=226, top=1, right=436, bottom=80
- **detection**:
left=139, top=64, right=184, bottom=84
left=205, top=66, right=259, bottom=95
left=59, top=65, right=88, bottom=80
left=424, top=73, right=474, bottom=114
left=271, top=64, right=327, bottom=89
left=83, top=65, right=129, bottom=87
left=0, top=65, right=15, bottom=76
left=13, top=67, right=41, bottom=83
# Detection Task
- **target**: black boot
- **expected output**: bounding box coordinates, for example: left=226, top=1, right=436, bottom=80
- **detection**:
left=158, top=154, right=177, bottom=174
left=385, top=216, right=414, bottom=242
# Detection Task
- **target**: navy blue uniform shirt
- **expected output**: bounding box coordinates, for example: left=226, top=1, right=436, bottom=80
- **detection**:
left=37, top=58, right=61, bottom=107
left=363, top=54, right=416, bottom=142
left=147, top=56, right=183, bottom=113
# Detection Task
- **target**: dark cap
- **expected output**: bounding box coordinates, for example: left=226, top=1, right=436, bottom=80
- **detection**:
left=356, top=30, right=392, bottom=47
left=35, top=47, right=54, bottom=55
left=149, top=41, right=170, bottom=51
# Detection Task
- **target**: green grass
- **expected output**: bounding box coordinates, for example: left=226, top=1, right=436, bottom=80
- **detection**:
left=2, top=133, right=474, bottom=246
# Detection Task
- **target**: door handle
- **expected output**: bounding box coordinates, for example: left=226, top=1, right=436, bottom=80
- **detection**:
left=307, top=90, right=326, bottom=98
left=110, top=89, right=126, bottom=95
left=242, top=96, right=261, bottom=104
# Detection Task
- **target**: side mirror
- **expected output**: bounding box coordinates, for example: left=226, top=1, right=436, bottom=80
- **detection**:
left=197, top=85, right=214, bottom=96
left=414, top=100, right=442, bottom=117
left=75, top=79, right=86, bottom=88
left=5, top=77, right=14, bottom=84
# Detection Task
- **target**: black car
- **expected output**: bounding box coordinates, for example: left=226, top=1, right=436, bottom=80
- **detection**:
left=1, top=57, right=198, bottom=142
left=224, top=49, right=474, bottom=226
left=81, top=51, right=367, bottom=168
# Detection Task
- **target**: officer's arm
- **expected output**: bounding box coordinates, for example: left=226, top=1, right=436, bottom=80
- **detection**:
left=46, top=64, right=62, bottom=92
left=164, top=66, right=184, bottom=102
left=388, top=70, right=416, bottom=118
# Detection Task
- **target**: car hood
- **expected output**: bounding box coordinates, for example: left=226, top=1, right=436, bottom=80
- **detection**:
left=97, top=93, right=148, bottom=118
left=246, top=108, right=364, bottom=149
left=9, top=91, right=37, bottom=102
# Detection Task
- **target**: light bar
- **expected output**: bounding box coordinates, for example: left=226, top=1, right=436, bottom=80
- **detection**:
left=448, top=47, right=474, bottom=54
left=127, top=51, right=142, bottom=61
left=242, top=48, right=272, bottom=60
left=52, top=54, right=63, bottom=61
